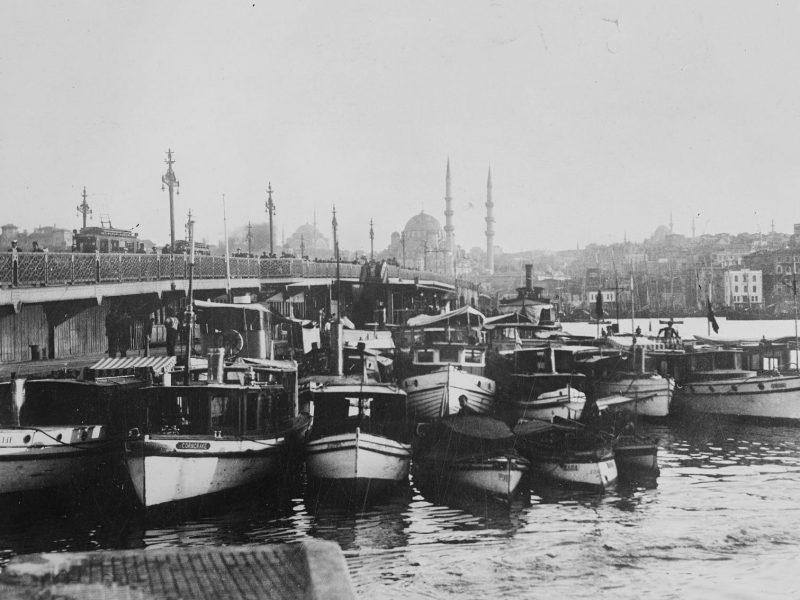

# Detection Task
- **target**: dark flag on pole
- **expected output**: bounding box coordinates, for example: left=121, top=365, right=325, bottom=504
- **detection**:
left=596, top=289, right=603, bottom=319
left=707, top=298, right=719, bottom=333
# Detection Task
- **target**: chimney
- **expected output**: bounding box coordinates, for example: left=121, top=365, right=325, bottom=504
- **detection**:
left=525, top=264, right=533, bottom=291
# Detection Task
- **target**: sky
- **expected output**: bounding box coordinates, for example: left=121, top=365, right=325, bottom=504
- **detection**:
left=3, top=1, right=800, bottom=254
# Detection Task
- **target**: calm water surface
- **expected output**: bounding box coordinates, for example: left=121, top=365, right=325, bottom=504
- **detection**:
left=2, top=318, right=800, bottom=598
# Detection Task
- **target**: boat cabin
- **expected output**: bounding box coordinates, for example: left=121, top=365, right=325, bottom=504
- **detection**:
left=684, top=348, right=756, bottom=382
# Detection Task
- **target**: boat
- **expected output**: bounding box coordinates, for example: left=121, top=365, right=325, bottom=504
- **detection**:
left=399, top=306, right=496, bottom=419
left=300, top=376, right=411, bottom=489
left=412, top=415, right=529, bottom=500
left=594, top=346, right=675, bottom=418
left=490, top=346, right=587, bottom=425
left=613, top=434, right=660, bottom=480
left=673, top=346, right=800, bottom=420
left=125, top=355, right=310, bottom=508
left=513, top=418, right=618, bottom=489
left=0, top=374, right=149, bottom=498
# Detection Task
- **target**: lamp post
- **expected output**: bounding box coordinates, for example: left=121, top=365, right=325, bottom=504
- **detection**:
left=369, top=219, right=374, bottom=261
left=265, top=182, right=275, bottom=257
left=161, top=149, right=180, bottom=253
left=77, top=187, right=92, bottom=230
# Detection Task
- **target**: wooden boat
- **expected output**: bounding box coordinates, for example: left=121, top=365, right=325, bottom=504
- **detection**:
left=514, top=419, right=618, bottom=489
left=402, top=364, right=495, bottom=421
left=400, top=306, right=496, bottom=420
left=673, top=346, right=800, bottom=420
left=300, top=377, right=411, bottom=487
left=0, top=376, right=148, bottom=497
left=496, top=373, right=586, bottom=424
left=613, top=435, right=660, bottom=479
left=412, top=415, right=529, bottom=500
left=595, top=347, right=675, bottom=418
left=125, top=357, right=310, bottom=508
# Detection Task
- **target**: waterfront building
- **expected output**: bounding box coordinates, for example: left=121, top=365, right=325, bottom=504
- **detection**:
left=723, top=268, right=763, bottom=309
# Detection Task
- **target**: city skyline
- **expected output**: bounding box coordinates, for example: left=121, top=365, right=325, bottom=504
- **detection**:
left=4, top=3, right=800, bottom=253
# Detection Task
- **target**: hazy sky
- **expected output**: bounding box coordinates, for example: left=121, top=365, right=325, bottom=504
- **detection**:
left=3, top=1, right=800, bottom=253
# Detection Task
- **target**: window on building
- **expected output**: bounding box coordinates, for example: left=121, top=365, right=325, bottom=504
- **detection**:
left=734, top=275, right=738, bottom=281
left=735, top=286, right=738, bottom=292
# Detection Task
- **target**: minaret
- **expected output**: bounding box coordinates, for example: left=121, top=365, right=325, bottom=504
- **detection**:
left=485, top=167, right=495, bottom=274
left=444, top=159, right=454, bottom=275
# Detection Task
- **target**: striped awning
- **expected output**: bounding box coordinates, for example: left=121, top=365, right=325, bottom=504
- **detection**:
left=89, top=356, right=177, bottom=375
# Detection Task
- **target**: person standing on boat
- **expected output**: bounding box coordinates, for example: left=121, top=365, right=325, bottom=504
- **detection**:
left=117, top=310, right=132, bottom=358
left=165, top=308, right=180, bottom=357
left=658, top=319, right=679, bottom=340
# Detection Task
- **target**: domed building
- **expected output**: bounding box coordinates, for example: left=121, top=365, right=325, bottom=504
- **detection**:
left=385, top=210, right=447, bottom=271
left=284, top=222, right=331, bottom=259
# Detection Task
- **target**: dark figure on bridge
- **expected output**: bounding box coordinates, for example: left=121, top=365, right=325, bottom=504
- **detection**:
left=165, top=308, right=180, bottom=357
left=105, top=308, right=119, bottom=357
left=117, top=311, right=131, bottom=358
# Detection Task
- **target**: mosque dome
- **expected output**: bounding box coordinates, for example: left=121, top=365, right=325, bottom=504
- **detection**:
left=404, top=211, right=442, bottom=235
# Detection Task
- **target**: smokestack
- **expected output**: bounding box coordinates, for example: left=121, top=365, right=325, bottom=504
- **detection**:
left=525, top=264, right=533, bottom=291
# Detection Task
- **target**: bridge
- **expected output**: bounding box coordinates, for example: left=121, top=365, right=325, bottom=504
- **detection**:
left=0, top=252, right=484, bottom=363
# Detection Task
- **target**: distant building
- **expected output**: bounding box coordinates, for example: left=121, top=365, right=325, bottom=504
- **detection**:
left=29, top=226, right=73, bottom=251
left=723, top=268, right=763, bottom=309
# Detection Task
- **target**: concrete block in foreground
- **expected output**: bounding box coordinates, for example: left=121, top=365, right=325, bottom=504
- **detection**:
left=0, top=541, right=354, bottom=600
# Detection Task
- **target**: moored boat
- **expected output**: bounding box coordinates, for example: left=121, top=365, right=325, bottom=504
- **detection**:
left=399, top=306, right=496, bottom=420
left=300, top=377, right=411, bottom=489
left=125, top=356, right=309, bottom=508
left=0, top=376, right=148, bottom=498
left=595, top=346, right=675, bottom=418
left=673, top=346, right=800, bottom=420
left=412, top=415, right=529, bottom=500
left=514, top=419, right=618, bottom=489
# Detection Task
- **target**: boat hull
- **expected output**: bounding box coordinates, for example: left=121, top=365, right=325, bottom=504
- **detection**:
left=402, top=365, right=495, bottom=421
left=530, top=450, right=618, bottom=489
left=496, top=387, right=585, bottom=424
left=0, top=426, right=112, bottom=495
left=614, top=442, right=659, bottom=478
left=674, top=375, right=800, bottom=420
left=415, top=454, right=528, bottom=499
left=305, top=430, right=411, bottom=483
left=596, top=377, right=674, bottom=418
left=125, top=436, right=288, bottom=508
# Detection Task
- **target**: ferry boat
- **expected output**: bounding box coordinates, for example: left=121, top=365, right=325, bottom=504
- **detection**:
left=413, top=415, right=529, bottom=500
left=125, top=356, right=310, bottom=508
left=400, top=306, right=496, bottom=420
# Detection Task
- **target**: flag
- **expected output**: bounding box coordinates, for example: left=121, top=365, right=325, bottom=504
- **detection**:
left=596, top=289, right=603, bottom=319
left=707, top=298, right=719, bottom=334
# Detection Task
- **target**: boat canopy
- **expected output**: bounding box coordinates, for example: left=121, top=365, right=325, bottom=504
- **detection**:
left=435, top=415, right=514, bottom=440
left=482, top=311, right=536, bottom=330
left=89, top=356, right=177, bottom=376
left=406, top=305, right=485, bottom=328
left=232, top=357, right=298, bottom=373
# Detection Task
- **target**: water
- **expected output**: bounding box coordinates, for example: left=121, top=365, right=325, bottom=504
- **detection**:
left=2, top=418, right=800, bottom=598
left=3, top=318, right=800, bottom=598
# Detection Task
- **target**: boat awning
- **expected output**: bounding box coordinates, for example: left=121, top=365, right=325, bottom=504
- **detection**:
left=406, top=305, right=485, bottom=328
left=436, top=415, right=514, bottom=439
left=233, top=357, right=298, bottom=373
left=195, top=299, right=271, bottom=313
left=89, top=356, right=177, bottom=375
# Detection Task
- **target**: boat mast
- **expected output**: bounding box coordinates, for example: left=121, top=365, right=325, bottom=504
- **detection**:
left=332, top=205, right=343, bottom=376
left=794, top=258, right=799, bottom=374
left=184, top=210, right=196, bottom=386
left=222, top=194, right=231, bottom=301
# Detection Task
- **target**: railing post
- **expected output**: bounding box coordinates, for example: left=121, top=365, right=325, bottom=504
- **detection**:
left=43, top=252, right=48, bottom=286
left=70, top=253, right=75, bottom=285
left=95, top=251, right=100, bottom=283
left=11, top=249, right=18, bottom=287
left=119, top=254, right=123, bottom=283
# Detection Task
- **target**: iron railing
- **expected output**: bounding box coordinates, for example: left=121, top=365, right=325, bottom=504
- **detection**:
left=0, top=252, right=473, bottom=292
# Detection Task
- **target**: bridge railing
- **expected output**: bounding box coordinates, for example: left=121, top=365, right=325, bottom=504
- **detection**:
left=0, top=252, right=474, bottom=291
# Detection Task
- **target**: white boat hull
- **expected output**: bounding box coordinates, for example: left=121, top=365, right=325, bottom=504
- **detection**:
left=125, top=435, right=286, bottom=507
left=498, top=387, right=585, bottom=424
left=402, top=365, right=495, bottom=421
left=597, top=376, right=674, bottom=417
left=614, top=443, right=659, bottom=475
left=306, top=430, right=411, bottom=483
left=0, top=426, right=111, bottom=495
left=532, top=452, right=618, bottom=488
left=675, top=375, right=800, bottom=420
left=417, top=454, right=528, bottom=498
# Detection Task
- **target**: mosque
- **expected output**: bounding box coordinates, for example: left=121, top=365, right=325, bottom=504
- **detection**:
left=281, top=161, right=497, bottom=272
left=384, top=161, right=496, bottom=275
